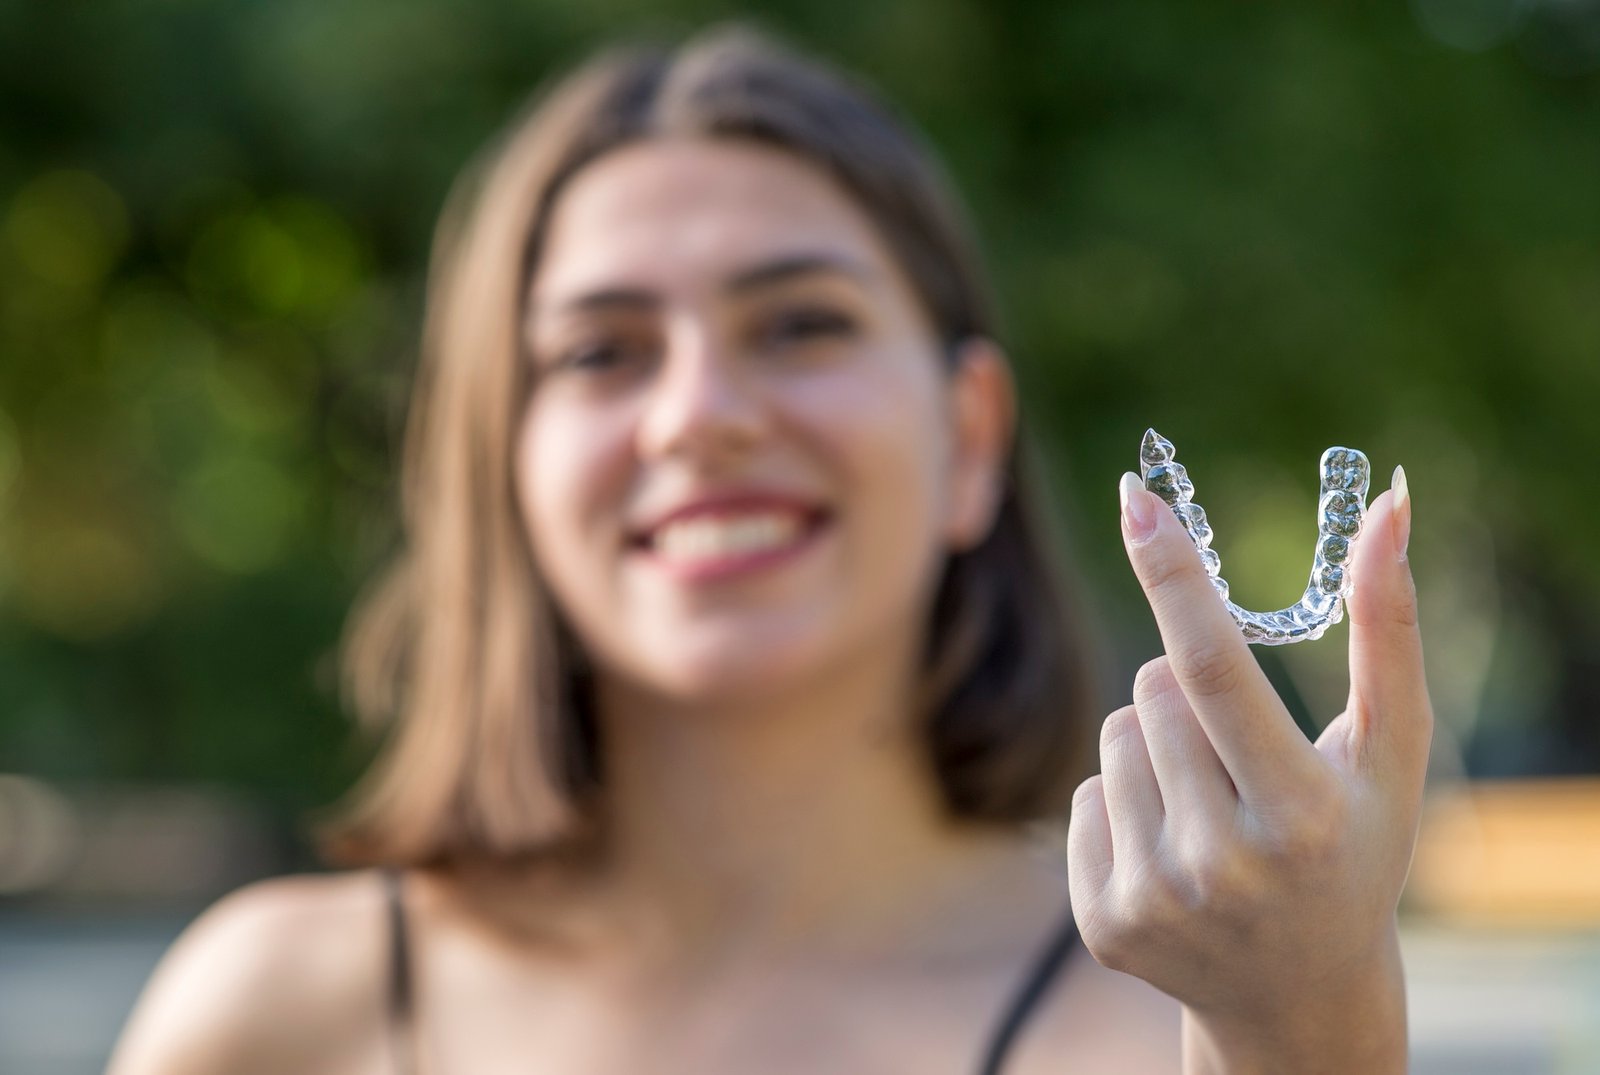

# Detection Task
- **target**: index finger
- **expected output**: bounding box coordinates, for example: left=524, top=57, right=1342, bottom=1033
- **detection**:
left=1118, top=472, right=1323, bottom=801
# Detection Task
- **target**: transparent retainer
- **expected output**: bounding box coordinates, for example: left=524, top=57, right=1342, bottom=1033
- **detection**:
left=1139, top=429, right=1371, bottom=646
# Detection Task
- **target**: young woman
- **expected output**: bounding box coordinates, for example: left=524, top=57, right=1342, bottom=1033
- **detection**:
left=109, top=24, right=1431, bottom=1075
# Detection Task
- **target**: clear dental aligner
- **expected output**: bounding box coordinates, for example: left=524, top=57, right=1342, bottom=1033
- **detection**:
left=1138, top=429, right=1371, bottom=646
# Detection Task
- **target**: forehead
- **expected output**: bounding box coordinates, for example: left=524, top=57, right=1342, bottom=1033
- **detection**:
left=531, top=138, right=900, bottom=304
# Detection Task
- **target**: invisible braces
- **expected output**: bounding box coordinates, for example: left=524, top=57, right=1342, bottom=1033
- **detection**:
left=1139, top=429, right=1370, bottom=646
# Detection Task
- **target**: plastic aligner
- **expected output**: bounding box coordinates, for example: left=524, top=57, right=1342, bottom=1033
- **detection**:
left=1139, top=429, right=1370, bottom=646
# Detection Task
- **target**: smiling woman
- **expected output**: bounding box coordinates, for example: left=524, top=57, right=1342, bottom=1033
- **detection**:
left=106, top=18, right=1426, bottom=1075
left=316, top=24, right=1096, bottom=870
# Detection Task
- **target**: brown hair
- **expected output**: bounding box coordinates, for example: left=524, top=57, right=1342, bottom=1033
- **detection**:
left=314, top=22, right=1096, bottom=870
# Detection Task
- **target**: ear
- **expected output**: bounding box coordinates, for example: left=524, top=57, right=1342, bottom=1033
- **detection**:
left=942, top=336, right=1017, bottom=551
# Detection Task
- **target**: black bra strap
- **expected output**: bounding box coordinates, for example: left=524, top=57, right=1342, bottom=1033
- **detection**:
left=380, top=865, right=1072, bottom=1075
left=382, top=867, right=418, bottom=1075
left=975, top=904, right=1080, bottom=1075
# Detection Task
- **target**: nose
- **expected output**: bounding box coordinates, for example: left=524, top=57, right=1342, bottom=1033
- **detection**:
left=635, top=322, right=766, bottom=466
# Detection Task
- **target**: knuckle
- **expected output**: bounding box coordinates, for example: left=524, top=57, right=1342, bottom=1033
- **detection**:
left=1132, top=657, right=1179, bottom=707
left=1173, top=839, right=1254, bottom=910
left=1076, top=902, right=1135, bottom=972
left=1099, top=704, right=1141, bottom=755
left=1169, top=636, right=1242, bottom=699
left=1121, top=845, right=1258, bottom=941
left=1130, top=860, right=1194, bottom=923
left=1068, top=777, right=1107, bottom=838
left=1261, top=787, right=1347, bottom=866
left=1139, top=543, right=1196, bottom=595
left=1272, top=816, right=1341, bottom=869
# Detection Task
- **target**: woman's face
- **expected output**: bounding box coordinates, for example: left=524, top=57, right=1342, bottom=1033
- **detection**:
left=517, top=138, right=1009, bottom=704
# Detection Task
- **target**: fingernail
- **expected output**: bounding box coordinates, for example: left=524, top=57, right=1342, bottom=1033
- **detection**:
left=1120, top=471, right=1157, bottom=541
left=1391, top=464, right=1411, bottom=562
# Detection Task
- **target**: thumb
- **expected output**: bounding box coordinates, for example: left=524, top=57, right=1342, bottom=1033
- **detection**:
left=1341, top=465, right=1433, bottom=777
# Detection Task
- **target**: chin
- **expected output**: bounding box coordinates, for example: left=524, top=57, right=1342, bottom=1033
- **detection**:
left=640, top=636, right=837, bottom=707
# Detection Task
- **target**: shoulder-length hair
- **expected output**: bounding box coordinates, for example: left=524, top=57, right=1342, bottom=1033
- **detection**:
left=314, top=21, right=1097, bottom=870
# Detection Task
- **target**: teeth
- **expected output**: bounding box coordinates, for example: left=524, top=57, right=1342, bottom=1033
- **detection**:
left=652, top=512, right=808, bottom=563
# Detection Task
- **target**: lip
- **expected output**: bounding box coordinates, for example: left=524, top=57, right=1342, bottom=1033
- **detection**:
left=632, top=512, right=833, bottom=583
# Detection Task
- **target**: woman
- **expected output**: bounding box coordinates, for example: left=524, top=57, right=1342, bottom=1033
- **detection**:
left=109, top=23, right=1430, bottom=1074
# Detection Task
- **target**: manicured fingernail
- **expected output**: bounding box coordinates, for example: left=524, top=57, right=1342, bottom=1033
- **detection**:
left=1119, top=471, right=1157, bottom=541
left=1391, top=464, right=1411, bottom=561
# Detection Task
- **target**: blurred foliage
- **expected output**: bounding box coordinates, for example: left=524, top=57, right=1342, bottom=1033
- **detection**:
left=1, top=0, right=1598, bottom=827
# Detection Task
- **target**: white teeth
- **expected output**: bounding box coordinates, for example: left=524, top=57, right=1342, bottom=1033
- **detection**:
left=651, top=512, right=808, bottom=563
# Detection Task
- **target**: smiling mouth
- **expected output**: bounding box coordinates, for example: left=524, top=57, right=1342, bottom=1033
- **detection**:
left=629, top=507, right=833, bottom=580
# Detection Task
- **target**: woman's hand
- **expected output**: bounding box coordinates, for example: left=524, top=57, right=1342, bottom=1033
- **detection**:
left=1067, top=468, right=1432, bottom=1075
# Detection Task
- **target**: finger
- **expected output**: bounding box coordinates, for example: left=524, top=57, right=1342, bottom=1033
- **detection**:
left=1067, top=775, right=1113, bottom=909
left=1342, top=467, right=1433, bottom=778
left=1119, top=472, right=1322, bottom=799
left=1132, top=657, right=1236, bottom=822
left=1098, top=704, right=1163, bottom=864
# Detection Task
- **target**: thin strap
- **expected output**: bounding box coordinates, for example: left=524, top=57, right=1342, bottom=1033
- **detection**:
left=381, top=867, right=418, bottom=1075
left=378, top=869, right=1072, bottom=1075
left=975, top=905, right=1080, bottom=1075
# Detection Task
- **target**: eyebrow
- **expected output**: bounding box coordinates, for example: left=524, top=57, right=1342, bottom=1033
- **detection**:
left=533, top=252, right=876, bottom=319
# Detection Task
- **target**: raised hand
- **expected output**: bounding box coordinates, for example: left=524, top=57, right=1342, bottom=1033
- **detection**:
left=1067, top=467, right=1433, bottom=1074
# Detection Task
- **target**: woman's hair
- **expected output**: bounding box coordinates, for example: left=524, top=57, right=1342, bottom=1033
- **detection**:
left=314, top=21, right=1096, bottom=869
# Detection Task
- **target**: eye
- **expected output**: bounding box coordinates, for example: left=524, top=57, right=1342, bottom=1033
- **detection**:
left=547, top=335, right=653, bottom=374
left=756, top=306, right=858, bottom=350
left=561, top=341, right=623, bottom=370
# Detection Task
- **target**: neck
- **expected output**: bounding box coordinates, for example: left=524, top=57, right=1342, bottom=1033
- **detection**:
left=584, top=636, right=1006, bottom=970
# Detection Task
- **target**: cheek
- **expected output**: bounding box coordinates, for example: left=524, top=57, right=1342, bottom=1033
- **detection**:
left=515, top=398, right=632, bottom=596
left=823, top=355, right=948, bottom=495
left=791, top=356, right=953, bottom=582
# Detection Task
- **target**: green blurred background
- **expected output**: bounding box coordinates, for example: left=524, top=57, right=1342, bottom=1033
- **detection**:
left=4, top=0, right=1600, bottom=855
left=3, top=2, right=1600, bottom=1071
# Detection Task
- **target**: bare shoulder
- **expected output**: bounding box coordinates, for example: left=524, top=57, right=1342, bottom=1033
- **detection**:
left=107, top=869, right=392, bottom=1075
